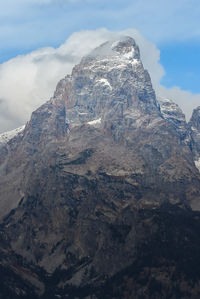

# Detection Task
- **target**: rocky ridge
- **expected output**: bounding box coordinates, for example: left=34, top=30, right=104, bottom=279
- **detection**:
left=1, top=37, right=200, bottom=298
left=0, top=125, right=25, bottom=146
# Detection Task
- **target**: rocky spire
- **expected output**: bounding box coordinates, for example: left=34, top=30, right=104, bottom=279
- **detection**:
left=189, top=107, right=200, bottom=167
left=190, top=106, right=200, bottom=131
left=53, top=36, right=159, bottom=131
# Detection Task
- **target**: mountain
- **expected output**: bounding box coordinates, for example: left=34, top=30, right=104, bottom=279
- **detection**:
left=0, top=125, right=25, bottom=147
left=1, top=36, right=200, bottom=298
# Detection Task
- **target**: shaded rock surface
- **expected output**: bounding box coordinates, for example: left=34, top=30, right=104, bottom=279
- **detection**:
left=189, top=107, right=200, bottom=161
left=1, top=37, right=200, bottom=298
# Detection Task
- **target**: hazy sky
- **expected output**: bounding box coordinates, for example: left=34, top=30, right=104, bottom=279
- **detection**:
left=0, top=0, right=200, bottom=132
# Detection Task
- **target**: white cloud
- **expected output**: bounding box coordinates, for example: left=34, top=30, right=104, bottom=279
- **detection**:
left=0, top=0, right=200, bottom=58
left=0, top=28, right=199, bottom=132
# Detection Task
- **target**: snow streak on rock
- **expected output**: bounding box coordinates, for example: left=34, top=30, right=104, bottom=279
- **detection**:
left=0, top=125, right=25, bottom=146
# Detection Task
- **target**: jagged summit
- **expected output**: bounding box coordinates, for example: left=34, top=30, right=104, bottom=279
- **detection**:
left=0, top=125, right=25, bottom=146
left=189, top=107, right=200, bottom=166
left=56, top=36, right=159, bottom=129
left=190, top=106, right=200, bottom=130
left=157, top=97, right=186, bottom=122
left=78, top=35, right=141, bottom=74
left=82, top=36, right=140, bottom=61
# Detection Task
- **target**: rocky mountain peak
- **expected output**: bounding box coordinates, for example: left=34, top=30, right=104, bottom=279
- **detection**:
left=0, top=125, right=25, bottom=147
left=2, top=37, right=200, bottom=298
left=190, top=106, right=200, bottom=131
left=83, top=36, right=140, bottom=61
left=76, top=36, right=141, bottom=75
left=157, top=97, right=189, bottom=142
left=54, top=36, right=159, bottom=131
left=112, top=36, right=139, bottom=55
left=188, top=107, right=200, bottom=165
left=157, top=97, right=186, bottom=122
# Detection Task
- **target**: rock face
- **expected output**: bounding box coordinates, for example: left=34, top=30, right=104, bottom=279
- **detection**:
left=0, top=126, right=25, bottom=147
left=189, top=107, right=200, bottom=162
left=1, top=37, right=200, bottom=298
left=157, top=97, right=189, bottom=143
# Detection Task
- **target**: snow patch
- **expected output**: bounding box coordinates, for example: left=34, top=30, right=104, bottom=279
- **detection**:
left=86, top=55, right=140, bottom=75
left=132, top=59, right=139, bottom=65
left=78, top=112, right=88, bottom=115
left=0, top=125, right=25, bottom=145
left=96, top=78, right=112, bottom=90
left=87, top=118, right=101, bottom=126
left=123, top=48, right=134, bottom=59
left=195, top=158, right=200, bottom=172
left=191, top=126, right=200, bottom=134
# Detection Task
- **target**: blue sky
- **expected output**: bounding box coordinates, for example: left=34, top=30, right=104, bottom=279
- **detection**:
left=160, top=41, right=200, bottom=93
left=1, top=0, right=200, bottom=92
left=0, top=0, right=200, bottom=132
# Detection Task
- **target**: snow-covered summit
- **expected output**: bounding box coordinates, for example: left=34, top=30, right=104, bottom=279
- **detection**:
left=78, top=36, right=141, bottom=73
left=0, top=125, right=25, bottom=146
left=87, top=36, right=140, bottom=60
left=57, top=36, right=158, bottom=129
